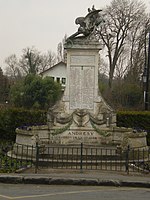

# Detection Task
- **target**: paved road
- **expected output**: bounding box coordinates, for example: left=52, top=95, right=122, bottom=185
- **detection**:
left=0, top=184, right=150, bottom=200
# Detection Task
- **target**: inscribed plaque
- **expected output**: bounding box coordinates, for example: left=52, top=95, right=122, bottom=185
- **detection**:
left=70, top=55, right=95, bottom=66
left=70, top=66, right=94, bottom=109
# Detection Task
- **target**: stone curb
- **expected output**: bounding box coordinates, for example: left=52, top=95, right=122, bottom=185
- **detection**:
left=0, top=175, right=150, bottom=188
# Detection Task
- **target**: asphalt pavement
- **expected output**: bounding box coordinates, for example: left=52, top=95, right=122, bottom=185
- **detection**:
left=0, top=168, right=150, bottom=188
left=0, top=184, right=150, bottom=200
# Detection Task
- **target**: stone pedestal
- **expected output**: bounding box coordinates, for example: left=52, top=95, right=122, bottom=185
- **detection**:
left=63, top=38, right=102, bottom=114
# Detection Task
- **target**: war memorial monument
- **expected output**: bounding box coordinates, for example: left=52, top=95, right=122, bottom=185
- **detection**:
left=14, top=7, right=147, bottom=154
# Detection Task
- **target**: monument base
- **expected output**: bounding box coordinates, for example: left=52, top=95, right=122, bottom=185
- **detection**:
left=15, top=123, right=148, bottom=151
left=14, top=35, right=148, bottom=155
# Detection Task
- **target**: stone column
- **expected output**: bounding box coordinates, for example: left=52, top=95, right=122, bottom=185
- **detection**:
left=63, top=38, right=102, bottom=115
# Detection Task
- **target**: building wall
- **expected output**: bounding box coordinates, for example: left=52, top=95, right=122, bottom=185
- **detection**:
left=41, top=63, right=67, bottom=87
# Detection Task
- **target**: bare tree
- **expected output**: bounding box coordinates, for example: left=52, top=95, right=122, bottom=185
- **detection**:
left=98, top=56, right=109, bottom=77
left=115, top=54, right=129, bottom=80
left=5, top=54, right=22, bottom=79
left=0, top=67, right=10, bottom=102
left=57, top=42, right=63, bottom=63
left=126, top=18, right=150, bottom=82
left=38, top=51, right=56, bottom=73
left=47, top=50, right=57, bottom=67
left=19, top=47, right=42, bottom=75
left=57, top=34, right=67, bottom=63
left=4, top=47, right=58, bottom=77
left=98, top=0, right=146, bottom=88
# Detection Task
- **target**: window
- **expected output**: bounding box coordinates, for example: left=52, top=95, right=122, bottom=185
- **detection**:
left=51, top=76, right=54, bottom=81
left=56, top=77, right=60, bottom=83
left=62, top=78, right=66, bottom=84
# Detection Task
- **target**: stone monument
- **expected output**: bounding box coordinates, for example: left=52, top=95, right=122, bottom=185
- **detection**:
left=46, top=7, right=116, bottom=145
left=15, top=6, right=147, bottom=151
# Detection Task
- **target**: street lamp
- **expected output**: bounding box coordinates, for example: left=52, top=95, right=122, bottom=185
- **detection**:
left=143, top=31, right=150, bottom=111
left=143, top=67, right=148, bottom=109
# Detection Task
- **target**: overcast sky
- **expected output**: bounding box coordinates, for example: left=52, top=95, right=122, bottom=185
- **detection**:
left=0, top=0, right=150, bottom=70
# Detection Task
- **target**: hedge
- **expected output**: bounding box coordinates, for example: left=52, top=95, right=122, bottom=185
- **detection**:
left=0, top=107, right=47, bottom=141
left=117, top=111, right=150, bottom=145
left=0, top=108, right=150, bottom=145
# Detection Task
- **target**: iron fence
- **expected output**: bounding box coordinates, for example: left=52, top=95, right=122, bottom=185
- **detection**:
left=0, top=143, right=150, bottom=174
left=0, top=144, right=33, bottom=173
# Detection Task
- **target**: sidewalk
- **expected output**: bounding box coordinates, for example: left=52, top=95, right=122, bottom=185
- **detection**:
left=0, top=168, right=150, bottom=188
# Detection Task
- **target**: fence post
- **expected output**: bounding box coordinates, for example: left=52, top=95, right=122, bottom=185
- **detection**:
left=80, top=143, right=83, bottom=173
left=35, top=137, right=39, bottom=174
left=125, top=145, right=130, bottom=174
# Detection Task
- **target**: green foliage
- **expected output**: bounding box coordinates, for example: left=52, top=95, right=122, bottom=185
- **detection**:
left=10, top=79, right=25, bottom=107
left=112, top=82, right=142, bottom=110
left=99, top=75, right=143, bottom=110
left=0, top=67, right=10, bottom=103
left=98, top=73, right=109, bottom=94
left=0, top=107, right=47, bottom=141
left=117, top=111, right=150, bottom=145
left=117, top=111, right=150, bottom=129
left=10, top=74, right=62, bottom=110
left=0, top=154, right=31, bottom=173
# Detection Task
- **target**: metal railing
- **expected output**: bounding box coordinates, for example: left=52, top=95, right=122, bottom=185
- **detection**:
left=0, top=143, right=150, bottom=174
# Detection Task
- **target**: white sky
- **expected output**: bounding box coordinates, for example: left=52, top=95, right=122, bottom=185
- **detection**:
left=0, top=0, right=150, bottom=70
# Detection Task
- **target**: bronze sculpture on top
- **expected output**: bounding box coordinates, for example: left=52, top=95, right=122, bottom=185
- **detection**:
left=67, top=5, right=104, bottom=40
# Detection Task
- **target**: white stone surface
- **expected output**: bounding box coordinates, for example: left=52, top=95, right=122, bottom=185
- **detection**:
left=69, top=66, right=94, bottom=109
left=49, top=129, right=102, bottom=144
left=70, top=55, right=95, bottom=65
left=64, top=41, right=101, bottom=114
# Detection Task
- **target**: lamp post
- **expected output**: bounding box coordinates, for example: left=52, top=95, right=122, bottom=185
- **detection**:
left=143, top=31, right=150, bottom=111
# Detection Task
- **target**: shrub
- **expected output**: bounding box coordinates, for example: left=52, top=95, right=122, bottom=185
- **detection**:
left=10, top=74, right=62, bottom=110
left=117, top=111, right=150, bottom=145
left=0, top=107, right=47, bottom=141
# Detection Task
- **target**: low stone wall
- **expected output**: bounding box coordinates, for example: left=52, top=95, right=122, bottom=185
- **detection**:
left=15, top=125, right=148, bottom=150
